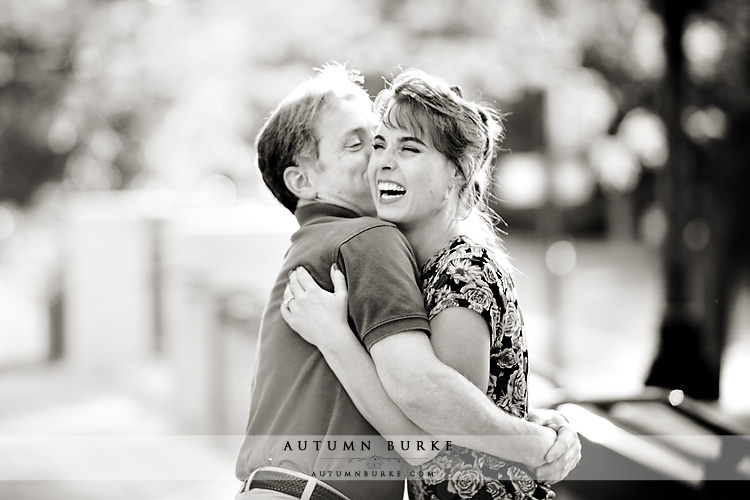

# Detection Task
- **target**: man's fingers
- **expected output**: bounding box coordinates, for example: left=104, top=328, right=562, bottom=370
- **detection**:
left=526, top=412, right=547, bottom=426
left=543, top=433, right=568, bottom=463
left=545, top=425, right=578, bottom=463
left=535, top=462, right=565, bottom=485
left=536, top=453, right=578, bottom=484
left=538, top=446, right=581, bottom=484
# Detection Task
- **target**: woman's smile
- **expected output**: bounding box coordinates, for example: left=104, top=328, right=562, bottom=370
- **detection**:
left=377, top=180, right=407, bottom=203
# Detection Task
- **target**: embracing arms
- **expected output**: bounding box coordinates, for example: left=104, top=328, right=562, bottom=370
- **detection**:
left=282, top=265, right=580, bottom=480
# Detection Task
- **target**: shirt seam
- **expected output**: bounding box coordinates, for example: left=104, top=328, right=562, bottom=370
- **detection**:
left=333, top=221, right=398, bottom=257
left=360, top=314, right=430, bottom=340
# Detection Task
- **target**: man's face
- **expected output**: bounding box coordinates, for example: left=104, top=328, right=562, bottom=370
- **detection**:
left=309, top=97, right=378, bottom=216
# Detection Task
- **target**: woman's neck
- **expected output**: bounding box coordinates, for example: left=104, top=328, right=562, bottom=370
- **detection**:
left=400, top=217, right=462, bottom=268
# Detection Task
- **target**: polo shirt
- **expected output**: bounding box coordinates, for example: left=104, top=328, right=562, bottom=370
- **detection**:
left=235, top=203, right=430, bottom=500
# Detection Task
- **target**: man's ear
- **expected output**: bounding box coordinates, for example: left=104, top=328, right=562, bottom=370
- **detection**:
left=283, top=165, right=317, bottom=200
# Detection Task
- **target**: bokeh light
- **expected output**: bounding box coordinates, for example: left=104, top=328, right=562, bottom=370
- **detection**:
left=545, top=240, right=577, bottom=277
left=551, top=158, right=596, bottom=207
left=683, top=106, right=728, bottom=142
left=494, top=153, right=548, bottom=210
left=0, top=203, right=16, bottom=240
left=683, top=16, right=726, bottom=81
left=588, top=136, right=641, bottom=195
left=618, top=108, right=668, bottom=169
left=669, top=389, right=685, bottom=406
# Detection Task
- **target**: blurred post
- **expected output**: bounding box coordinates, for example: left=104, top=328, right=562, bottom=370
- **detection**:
left=646, top=0, right=719, bottom=400
left=63, top=192, right=156, bottom=375
left=161, top=203, right=295, bottom=434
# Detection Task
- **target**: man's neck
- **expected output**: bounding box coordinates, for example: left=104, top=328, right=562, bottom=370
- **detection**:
left=296, top=198, right=373, bottom=217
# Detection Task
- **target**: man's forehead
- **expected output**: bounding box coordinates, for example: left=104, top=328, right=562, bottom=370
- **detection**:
left=317, top=102, right=376, bottom=140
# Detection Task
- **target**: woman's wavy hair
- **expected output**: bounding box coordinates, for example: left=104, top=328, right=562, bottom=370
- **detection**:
left=374, top=68, right=512, bottom=271
left=255, top=62, right=373, bottom=213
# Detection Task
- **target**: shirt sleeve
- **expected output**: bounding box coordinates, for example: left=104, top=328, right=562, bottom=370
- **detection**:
left=337, top=224, right=430, bottom=351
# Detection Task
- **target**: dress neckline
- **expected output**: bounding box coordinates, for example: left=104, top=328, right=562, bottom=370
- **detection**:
left=420, top=234, right=475, bottom=273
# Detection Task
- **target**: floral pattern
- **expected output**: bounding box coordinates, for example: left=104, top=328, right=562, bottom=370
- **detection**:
left=408, top=236, right=554, bottom=500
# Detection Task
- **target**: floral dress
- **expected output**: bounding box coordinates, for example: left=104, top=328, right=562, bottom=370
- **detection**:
left=408, top=236, right=554, bottom=500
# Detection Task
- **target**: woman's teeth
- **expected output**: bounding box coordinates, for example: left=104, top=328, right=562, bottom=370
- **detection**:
left=378, top=181, right=406, bottom=199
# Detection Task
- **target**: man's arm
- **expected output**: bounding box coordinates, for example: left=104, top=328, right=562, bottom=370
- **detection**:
left=285, top=265, right=577, bottom=478
left=367, top=331, right=555, bottom=469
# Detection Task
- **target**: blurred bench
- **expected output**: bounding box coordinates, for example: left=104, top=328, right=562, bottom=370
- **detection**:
left=553, top=387, right=750, bottom=499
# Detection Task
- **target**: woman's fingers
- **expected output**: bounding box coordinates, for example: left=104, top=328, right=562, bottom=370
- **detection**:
left=283, top=283, right=294, bottom=301
left=293, top=266, right=320, bottom=291
left=330, top=263, right=348, bottom=298
left=287, top=268, right=306, bottom=295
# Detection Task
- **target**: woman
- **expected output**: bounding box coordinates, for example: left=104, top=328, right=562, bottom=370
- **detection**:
left=282, top=68, right=556, bottom=500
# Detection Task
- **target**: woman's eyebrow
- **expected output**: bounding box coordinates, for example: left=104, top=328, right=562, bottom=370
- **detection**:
left=399, top=136, right=426, bottom=146
left=372, top=134, right=426, bottom=146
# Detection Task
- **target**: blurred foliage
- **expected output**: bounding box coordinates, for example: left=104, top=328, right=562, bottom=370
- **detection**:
left=0, top=0, right=747, bottom=218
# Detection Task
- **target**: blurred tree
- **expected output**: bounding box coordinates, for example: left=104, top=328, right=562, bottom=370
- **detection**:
left=0, top=0, right=161, bottom=206
left=0, top=3, right=75, bottom=205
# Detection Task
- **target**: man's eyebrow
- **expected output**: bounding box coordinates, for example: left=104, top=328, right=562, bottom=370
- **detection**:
left=346, top=127, right=369, bottom=137
left=340, top=127, right=370, bottom=143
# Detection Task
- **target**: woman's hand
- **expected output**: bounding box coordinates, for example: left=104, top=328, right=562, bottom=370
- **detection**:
left=280, top=264, right=351, bottom=350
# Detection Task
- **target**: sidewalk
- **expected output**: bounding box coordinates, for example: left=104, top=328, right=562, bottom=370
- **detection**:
left=0, top=364, right=241, bottom=500
left=0, top=238, right=748, bottom=499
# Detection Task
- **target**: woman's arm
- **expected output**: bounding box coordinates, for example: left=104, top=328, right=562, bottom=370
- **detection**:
left=283, top=266, right=578, bottom=479
left=428, top=306, right=491, bottom=392
left=281, top=265, right=442, bottom=465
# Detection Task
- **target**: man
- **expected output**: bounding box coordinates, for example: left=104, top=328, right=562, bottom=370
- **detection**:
left=235, top=63, right=580, bottom=500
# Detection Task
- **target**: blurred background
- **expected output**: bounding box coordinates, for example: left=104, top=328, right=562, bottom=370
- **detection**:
left=0, top=0, right=748, bottom=498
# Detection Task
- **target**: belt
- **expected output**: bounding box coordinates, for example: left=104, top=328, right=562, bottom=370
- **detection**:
left=239, top=466, right=350, bottom=500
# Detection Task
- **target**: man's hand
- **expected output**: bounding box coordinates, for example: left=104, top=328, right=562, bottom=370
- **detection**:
left=527, top=409, right=581, bottom=484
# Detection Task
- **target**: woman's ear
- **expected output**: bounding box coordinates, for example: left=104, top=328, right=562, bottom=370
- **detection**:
left=452, top=161, right=468, bottom=186
left=283, top=165, right=317, bottom=200
left=451, top=165, right=466, bottom=193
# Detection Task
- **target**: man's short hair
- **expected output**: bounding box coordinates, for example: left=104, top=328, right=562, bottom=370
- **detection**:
left=255, top=63, right=373, bottom=213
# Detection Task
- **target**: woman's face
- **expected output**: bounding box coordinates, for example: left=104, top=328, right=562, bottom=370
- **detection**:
left=367, top=119, right=459, bottom=228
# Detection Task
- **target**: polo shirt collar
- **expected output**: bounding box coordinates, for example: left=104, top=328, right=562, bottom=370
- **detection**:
left=295, top=203, right=362, bottom=226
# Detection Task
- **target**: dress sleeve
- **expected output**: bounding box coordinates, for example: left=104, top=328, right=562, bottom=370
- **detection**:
left=338, top=224, right=431, bottom=351
left=426, top=251, right=502, bottom=346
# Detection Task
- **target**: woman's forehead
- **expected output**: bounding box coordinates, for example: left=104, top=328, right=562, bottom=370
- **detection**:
left=380, top=103, right=432, bottom=139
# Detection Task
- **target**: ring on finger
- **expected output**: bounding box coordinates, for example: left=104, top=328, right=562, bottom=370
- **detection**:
left=282, top=296, right=294, bottom=308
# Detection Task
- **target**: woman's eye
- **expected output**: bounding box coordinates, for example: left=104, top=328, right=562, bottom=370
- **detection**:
left=372, top=143, right=385, bottom=150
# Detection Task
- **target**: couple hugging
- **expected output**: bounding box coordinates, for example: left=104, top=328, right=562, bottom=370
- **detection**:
left=234, top=63, right=581, bottom=500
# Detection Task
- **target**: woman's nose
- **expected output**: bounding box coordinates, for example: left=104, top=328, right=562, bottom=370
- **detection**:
left=377, top=148, right=395, bottom=170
